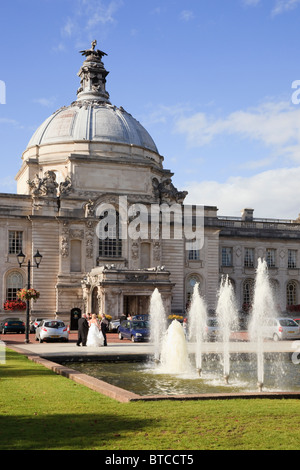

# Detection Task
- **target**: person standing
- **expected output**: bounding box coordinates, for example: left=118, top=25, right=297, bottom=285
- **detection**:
left=77, top=313, right=89, bottom=346
left=87, top=314, right=104, bottom=347
left=100, top=314, right=109, bottom=346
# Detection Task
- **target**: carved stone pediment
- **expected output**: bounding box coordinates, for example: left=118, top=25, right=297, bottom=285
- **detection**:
left=152, top=177, right=188, bottom=204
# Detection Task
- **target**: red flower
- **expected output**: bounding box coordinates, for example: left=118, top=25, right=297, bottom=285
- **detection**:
left=3, top=300, right=27, bottom=311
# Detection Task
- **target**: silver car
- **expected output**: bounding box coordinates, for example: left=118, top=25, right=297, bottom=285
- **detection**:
left=262, top=317, right=300, bottom=341
left=108, top=319, right=120, bottom=332
left=35, top=320, right=69, bottom=343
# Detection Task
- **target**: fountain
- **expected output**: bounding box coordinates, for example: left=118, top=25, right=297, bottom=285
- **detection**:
left=158, top=319, right=191, bottom=374
left=148, top=262, right=281, bottom=393
left=66, top=259, right=299, bottom=399
left=248, top=258, right=279, bottom=391
left=188, top=283, right=207, bottom=376
left=149, top=288, right=167, bottom=363
left=216, top=276, right=239, bottom=384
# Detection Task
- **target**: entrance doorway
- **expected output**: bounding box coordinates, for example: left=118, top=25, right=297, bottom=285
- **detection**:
left=123, top=295, right=150, bottom=317
left=70, top=308, right=81, bottom=330
left=91, top=287, right=99, bottom=314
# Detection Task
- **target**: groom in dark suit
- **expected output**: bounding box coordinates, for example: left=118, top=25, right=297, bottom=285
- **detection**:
left=77, top=313, right=89, bottom=346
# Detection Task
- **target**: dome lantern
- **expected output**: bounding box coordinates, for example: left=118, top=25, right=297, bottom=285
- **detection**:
left=77, top=40, right=110, bottom=104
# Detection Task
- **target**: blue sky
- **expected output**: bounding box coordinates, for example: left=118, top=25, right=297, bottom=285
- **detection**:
left=1, top=0, right=300, bottom=218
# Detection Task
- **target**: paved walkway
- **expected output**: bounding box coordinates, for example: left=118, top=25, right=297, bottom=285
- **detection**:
left=3, top=331, right=298, bottom=358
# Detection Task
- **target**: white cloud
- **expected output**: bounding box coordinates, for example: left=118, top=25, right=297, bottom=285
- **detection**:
left=179, top=10, right=195, bottom=22
left=85, top=0, right=122, bottom=28
left=243, top=0, right=261, bottom=6
left=174, top=101, right=300, bottom=164
left=184, top=166, right=300, bottom=219
left=0, top=118, right=19, bottom=126
left=59, top=0, right=124, bottom=46
left=33, top=97, right=57, bottom=108
left=242, top=0, right=300, bottom=14
left=272, top=0, right=300, bottom=16
left=61, top=17, right=76, bottom=37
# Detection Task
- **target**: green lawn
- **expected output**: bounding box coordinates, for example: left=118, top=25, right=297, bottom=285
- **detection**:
left=1, top=349, right=300, bottom=450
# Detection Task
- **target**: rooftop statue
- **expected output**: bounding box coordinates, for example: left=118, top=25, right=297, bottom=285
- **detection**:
left=80, top=40, right=107, bottom=60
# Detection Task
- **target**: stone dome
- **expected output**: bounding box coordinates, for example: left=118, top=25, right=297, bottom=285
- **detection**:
left=26, top=41, right=159, bottom=154
left=27, top=102, right=158, bottom=153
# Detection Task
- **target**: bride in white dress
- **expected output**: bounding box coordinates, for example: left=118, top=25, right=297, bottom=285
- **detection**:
left=87, top=314, right=104, bottom=347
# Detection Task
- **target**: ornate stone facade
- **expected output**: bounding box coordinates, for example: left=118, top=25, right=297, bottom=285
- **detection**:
left=1, top=43, right=300, bottom=327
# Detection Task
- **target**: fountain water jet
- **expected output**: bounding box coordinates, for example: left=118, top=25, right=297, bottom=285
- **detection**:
left=149, top=288, right=167, bottom=363
left=216, top=275, right=239, bottom=384
left=249, top=258, right=279, bottom=392
left=158, top=319, right=191, bottom=374
left=188, top=283, right=207, bottom=376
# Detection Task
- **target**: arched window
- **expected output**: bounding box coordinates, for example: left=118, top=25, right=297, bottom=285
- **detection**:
left=6, top=271, right=24, bottom=301
left=98, top=209, right=122, bottom=258
left=287, top=281, right=297, bottom=306
left=242, top=278, right=254, bottom=312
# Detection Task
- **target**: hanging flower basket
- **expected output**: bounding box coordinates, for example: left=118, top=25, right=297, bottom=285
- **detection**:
left=17, top=288, right=40, bottom=302
left=3, top=300, right=27, bottom=311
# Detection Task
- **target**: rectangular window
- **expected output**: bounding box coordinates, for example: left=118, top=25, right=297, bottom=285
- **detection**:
left=288, top=249, right=297, bottom=269
left=266, top=248, right=276, bottom=268
left=221, top=247, right=232, bottom=267
left=188, top=250, right=200, bottom=261
left=9, top=231, right=23, bottom=254
left=244, top=248, right=254, bottom=268
left=99, top=238, right=122, bottom=258
left=70, top=240, right=82, bottom=272
left=98, top=209, right=122, bottom=258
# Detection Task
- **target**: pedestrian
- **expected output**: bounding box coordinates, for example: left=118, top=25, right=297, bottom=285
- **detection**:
left=100, top=314, right=109, bottom=346
left=77, top=313, right=89, bottom=346
left=87, top=314, right=104, bottom=347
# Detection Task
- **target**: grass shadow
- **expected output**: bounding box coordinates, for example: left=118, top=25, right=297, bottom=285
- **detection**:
left=0, top=412, right=153, bottom=450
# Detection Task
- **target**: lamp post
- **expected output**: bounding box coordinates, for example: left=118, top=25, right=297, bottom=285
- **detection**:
left=17, top=250, right=43, bottom=343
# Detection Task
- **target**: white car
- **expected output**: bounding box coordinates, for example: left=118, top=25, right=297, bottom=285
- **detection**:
left=30, top=318, right=44, bottom=333
left=35, top=320, right=69, bottom=343
left=108, top=319, right=120, bottom=332
left=261, top=317, right=300, bottom=341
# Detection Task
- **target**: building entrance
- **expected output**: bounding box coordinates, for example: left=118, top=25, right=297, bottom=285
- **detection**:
left=123, top=295, right=150, bottom=317
left=70, top=308, right=82, bottom=330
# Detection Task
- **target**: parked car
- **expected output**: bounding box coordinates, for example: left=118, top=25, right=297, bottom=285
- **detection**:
left=118, top=320, right=150, bottom=342
left=35, top=320, right=69, bottom=343
left=30, top=318, right=44, bottom=333
left=205, top=317, right=220, bottom=341
left=1, top=319, right=25, bottom=334
left=108, top=318, right=120, bottom=332
left=0, top=317, right=20, bottom=329
left=261, top=317, right=300, bottom=341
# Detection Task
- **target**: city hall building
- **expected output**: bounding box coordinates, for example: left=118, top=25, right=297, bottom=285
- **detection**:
left=1, top=42, right=300, bottom=328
